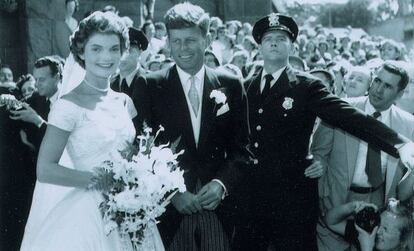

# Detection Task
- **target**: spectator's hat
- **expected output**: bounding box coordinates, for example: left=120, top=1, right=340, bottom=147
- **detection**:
left=129, top=27, right=148, bottom=50
left=310, top=68, right=335, bottom=84
left=252, top=13, right=298, bottom=44
left=205, top=49, right=221, bottom=66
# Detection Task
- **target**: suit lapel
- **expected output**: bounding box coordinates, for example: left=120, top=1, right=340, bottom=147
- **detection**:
left=246, top=69, right=262, bottom=98
left=165, top=66, right=197, bottom=153
left=198, top=68, right=220, bottom=153
left=385, top=106, right=399, bottom=197
left=346, top=99, right=367, bottom=185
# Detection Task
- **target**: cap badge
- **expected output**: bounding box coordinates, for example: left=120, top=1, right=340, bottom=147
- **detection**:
left=268, top=13, right=280, bottom=27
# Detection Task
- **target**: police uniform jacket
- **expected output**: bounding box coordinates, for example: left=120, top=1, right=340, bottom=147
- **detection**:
left=244, top=65, right=407, bottom=218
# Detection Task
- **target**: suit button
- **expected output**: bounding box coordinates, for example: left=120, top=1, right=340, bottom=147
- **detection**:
left=254, top=142, right=259, bottom=148
left=253, top=159, right=259, bottom=165
left=258, top=108, right=263, bottom=114
left=256, top=125, right=262, bottom=131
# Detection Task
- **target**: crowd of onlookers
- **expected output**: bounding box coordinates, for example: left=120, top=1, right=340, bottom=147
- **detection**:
left=1, top=2, right=414, bottom=251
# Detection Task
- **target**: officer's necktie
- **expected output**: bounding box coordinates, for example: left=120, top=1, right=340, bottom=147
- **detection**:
left=366, top=111, right=383, bottom=187
left=188, top=76, right=200, bottom=117
left=120, top=78, right=128, bottom=93
left=262, top=74, right=274, bottom=98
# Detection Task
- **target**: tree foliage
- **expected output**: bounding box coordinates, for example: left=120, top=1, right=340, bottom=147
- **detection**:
left=319, top=0, right=373, bottom=28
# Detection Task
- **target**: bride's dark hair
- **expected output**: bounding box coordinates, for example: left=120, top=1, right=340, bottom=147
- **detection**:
left=69, top=11, right=129, bottom=68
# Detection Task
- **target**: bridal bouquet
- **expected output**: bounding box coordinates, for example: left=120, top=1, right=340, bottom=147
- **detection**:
left=91, top=125, right=186, bottom=249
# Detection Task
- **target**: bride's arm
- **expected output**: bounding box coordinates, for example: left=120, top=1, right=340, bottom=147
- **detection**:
left=36, top=124, right=94, bottom=188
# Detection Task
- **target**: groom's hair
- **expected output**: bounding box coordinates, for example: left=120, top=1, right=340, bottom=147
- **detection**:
left=34, top=56, right=63, bottom=79
left=164, top=2, right=210, bottom=37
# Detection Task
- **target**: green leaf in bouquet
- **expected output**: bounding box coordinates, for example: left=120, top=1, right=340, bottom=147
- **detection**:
left=170, top=136, right=182, bottom=153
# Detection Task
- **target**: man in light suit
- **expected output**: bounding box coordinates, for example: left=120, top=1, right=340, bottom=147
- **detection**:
left=133, top=3, right=250, bottom=251
left=312, top=60, right=414, bottom=251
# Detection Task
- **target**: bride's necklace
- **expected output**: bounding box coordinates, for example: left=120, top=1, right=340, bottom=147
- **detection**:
left=83, top=78, right=110, bottom=93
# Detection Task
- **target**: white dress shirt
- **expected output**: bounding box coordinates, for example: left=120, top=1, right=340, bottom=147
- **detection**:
left=260, top=66, right=286, bottom=93
left=176, top=66, right=205, bottom=147
left=352, top=101, right=391, bottom=187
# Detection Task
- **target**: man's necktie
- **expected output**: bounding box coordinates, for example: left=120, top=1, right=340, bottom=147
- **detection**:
left=262, top=74, right=274, bottom=98
left=366, top=111, right=383, bottom=187
left=120, top=78, right=128, bottom=93
left=188, top=76, right=200, bottom=117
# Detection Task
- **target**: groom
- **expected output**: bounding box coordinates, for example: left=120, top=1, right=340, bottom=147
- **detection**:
left=133, top=2, right=250, bottom=251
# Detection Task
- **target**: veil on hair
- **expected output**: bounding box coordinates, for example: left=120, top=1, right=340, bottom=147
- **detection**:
left=58, top=53, right=85, bottom=99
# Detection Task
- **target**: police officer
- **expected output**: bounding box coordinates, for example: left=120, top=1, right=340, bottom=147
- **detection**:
left=110, top=26, right=148, bottom=132
left=110, top=26, right=148, bottom=97
left=236, top=13, right=414, bottom=251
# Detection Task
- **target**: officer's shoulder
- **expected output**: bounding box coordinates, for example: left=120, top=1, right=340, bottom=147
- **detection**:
left=290, top=69, right=319, bottom=83
left=289, top=68, right=323, bottom=87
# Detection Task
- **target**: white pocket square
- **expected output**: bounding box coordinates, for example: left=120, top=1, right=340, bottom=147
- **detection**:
left=216, top=103, right=230, bottom=116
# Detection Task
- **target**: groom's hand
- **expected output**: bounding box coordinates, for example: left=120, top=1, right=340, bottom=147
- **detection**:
left=196, top=181, right=224, bottom=210
left=171, top=191, right=203, bottom=215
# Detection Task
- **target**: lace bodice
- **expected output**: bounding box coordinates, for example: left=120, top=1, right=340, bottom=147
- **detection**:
left=48, top=93, right=136, bottom=171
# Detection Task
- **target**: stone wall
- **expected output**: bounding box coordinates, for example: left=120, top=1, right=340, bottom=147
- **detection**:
left=367, top=16, right=414, bottom=51
left=25, top=0, right=142, bottom=72
left=0, top=6, right=25, bottom=79
left=2, top=0, right=272, bottom=75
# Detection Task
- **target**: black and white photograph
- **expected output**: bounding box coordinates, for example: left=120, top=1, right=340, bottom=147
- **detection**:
left=1, top=0, right=414, bottom=250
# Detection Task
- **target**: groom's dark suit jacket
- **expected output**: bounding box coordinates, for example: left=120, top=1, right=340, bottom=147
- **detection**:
left=133, top=65, right=251, bottom=246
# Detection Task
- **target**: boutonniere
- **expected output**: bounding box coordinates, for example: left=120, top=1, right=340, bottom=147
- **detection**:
left=210, top=89, right=230, bottom=116
left=282, top=97, right=294, bottom=110
left=210, top=89, right=227, bottom=105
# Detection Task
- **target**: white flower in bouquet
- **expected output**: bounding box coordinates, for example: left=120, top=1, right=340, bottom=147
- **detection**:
left=113, top=187, right=142, bottom=213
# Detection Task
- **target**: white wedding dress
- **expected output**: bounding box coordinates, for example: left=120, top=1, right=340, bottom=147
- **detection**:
left=20, top=93, right=165, bottom=251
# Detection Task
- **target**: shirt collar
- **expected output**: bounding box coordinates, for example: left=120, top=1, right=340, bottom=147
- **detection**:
left=262, top=66, right=286, bottom=84
left=122, top=67, right=141, bottom=87
left=366, top=98, right=391, bottom=120
left=176, top=65, right=205, bottom=93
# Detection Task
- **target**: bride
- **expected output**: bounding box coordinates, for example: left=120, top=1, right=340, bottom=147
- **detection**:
left=20, top=11, right=164, bottom=251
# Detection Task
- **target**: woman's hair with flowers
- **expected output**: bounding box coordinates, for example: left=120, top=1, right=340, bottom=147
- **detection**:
left=164, top=2, right=210, bottom=37
left=70, top=11, right=129, bottom=68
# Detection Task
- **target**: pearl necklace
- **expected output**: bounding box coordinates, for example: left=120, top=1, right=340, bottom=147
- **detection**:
left=83, top=78, right=110, bottom=92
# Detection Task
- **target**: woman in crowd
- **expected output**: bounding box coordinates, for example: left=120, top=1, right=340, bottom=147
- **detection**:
left=16, top=74, right=36, bottom=99
left=380, top=39, right=404, bottom=61
left=20, top=11, right=163, bottom=251
left=344, top=66, right=372, bottom=97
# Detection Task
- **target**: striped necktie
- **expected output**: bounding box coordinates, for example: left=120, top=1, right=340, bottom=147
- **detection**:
left=188, top=76, right=200, bottom=117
